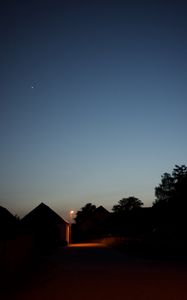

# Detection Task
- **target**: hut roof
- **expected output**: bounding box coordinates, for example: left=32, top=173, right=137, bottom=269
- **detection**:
left=21, top=203, right=68, bottom=230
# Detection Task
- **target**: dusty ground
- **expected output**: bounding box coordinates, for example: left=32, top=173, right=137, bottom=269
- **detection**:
left=2, top=243, right=187, bottom=300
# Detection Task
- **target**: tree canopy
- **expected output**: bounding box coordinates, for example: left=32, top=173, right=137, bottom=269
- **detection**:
left=112, top=196, right=143, bottom=213
left=153, top=164, right=187, bottom=209
left=74, top=203, right=96, bottom=225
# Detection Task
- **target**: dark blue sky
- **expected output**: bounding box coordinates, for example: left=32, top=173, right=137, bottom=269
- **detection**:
left=1, top=0, right=187, bottom=218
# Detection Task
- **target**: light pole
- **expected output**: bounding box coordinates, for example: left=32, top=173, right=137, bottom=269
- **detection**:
left=69, top=210, right=74, bottom=244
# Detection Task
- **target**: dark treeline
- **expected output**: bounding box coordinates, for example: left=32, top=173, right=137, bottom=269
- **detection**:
left=73, top=164, right=187, bottom=258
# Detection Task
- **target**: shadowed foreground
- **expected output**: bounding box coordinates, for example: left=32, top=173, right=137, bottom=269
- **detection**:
left=3, top=243, right=187, bottom=300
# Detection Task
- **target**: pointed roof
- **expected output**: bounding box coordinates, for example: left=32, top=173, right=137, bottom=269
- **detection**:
left=21, top=203, right=68, bottom=229
left=95, top=206, right=110, bottom=214
left=91, top=205, right=110, bottom=222
left=0, top=206, right=18, bottom=239
left=0, top=206, right=16, bottom=223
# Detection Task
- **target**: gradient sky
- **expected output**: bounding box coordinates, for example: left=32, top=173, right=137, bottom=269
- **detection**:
left=1, top=0, right=187, bottom=220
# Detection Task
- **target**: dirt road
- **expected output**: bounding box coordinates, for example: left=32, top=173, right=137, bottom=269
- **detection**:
left=3, top=243, right=187, bottom=300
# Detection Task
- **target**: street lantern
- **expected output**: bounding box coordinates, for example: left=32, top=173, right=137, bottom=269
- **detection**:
left=69, top=210, right=75, bottom=244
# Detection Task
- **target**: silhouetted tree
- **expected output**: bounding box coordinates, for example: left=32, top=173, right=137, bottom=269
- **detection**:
left=112, top=196, right=143, bottom=213
left=74, top=203, right=96, bottom=225
left=150, top=165, right=187, bottom=255
left=153, top=164, right=187, bottom=209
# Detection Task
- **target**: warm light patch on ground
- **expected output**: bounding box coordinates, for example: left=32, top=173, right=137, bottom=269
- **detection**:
left=68, top=243, right=105, bottom=248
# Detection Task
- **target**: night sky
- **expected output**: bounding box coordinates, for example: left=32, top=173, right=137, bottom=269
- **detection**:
left=1, top=0, right=187, bottom=219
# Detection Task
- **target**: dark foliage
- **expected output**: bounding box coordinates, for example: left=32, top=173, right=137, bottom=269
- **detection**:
left=73, top=204, right=111, bottom=242
left=74, top=203, right=96, bottom=225
left=153, top=164, right=187, bottom=210
left=112, top=196, right=143, bottom=213
left=148, top=165, right=187, bottom=257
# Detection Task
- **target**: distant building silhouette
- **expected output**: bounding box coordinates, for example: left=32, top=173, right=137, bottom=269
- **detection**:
left=0, top=206, right=19, bottom=240
left=0, top=206, right=33, bottom=274
left=74, top=206, right=111, bottom=241
left=21, top=203, right=69, bottom=252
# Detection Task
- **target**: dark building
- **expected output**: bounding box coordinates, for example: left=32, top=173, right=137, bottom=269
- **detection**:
left=0, top=206, right=19, bottom=240
left=21, top=203, right=69, bottom=251
left=74, top=206, right=111, bottom=241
